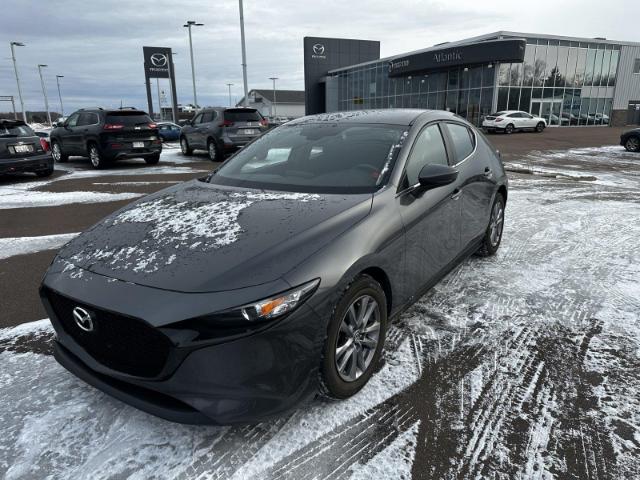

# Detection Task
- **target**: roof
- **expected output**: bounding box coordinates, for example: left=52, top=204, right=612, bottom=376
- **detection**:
left=329, top=30, right=640, bottom=74
left=250, top=89, right=305, bottom=104
left=287, top=109, right=453, bottom=126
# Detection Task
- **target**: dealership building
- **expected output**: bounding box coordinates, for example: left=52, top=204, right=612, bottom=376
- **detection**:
left=303, top=32, right=640, bottom=127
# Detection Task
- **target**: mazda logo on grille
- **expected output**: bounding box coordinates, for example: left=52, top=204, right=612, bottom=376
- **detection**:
left=72, top=306, right=94, bottom=332
left=312, top=44, right=325, bottom=55
left=150, top=53, right=168, bottom=67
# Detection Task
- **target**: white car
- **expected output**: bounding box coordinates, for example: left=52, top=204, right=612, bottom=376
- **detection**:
left=482, top=110, right=546, bottom=134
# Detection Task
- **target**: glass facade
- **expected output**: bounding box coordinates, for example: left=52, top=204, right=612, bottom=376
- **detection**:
left=327, top=36, right=622, bottom=127
left=497, top=38, right=620, bottom=126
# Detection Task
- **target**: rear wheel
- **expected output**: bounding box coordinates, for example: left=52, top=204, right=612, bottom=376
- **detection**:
left=51, top=141, right=68, bottom=163
left=535, top=122, right=545, bottom=133
left=88, top=144, right=107, bottom=169
left=505, top=124, right=515, bottom=134
left=476, top=193, right=505, bottom=257
left=624, top=136, right=640, bottom=152
left=145, top=153, right=161, bottom=165
left=320, top=275, right=387, bottom=399
left=207, top=139, right=222, bottom=162
left=180, top=136, right=192, bottom=156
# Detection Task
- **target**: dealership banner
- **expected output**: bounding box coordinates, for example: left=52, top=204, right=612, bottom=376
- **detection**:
left=143, top=46, right=173, bottom=79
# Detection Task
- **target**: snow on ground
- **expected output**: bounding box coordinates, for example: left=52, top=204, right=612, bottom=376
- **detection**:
left=0, top=233, right=79, bottom=260
left=0, top=145, right=638, bottom=479
left=0, top=189, right=143, bottom=210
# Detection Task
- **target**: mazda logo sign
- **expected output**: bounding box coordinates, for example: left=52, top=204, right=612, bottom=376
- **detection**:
left=72, top=306, right=94, bottom=332
left=150, top=53, right=168, bottom=67
left=312, top=44, right=325, bottom=55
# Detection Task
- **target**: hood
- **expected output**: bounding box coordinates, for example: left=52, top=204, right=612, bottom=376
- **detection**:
left=57, top=180, right=372, bottom=292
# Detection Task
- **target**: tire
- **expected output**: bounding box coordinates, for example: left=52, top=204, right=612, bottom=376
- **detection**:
left=476, top=193, right=505, bottom=257
left=207, top=139, right=222, bottom=162
left=504, top=124, right=515, bottom=134
left=88, top=143, right=107, bottom=169
left=535, top=122, right=545, bottom=133
left=180, top=136, right=193, bottom=156
left=624, top=136, right=640, bottom=152
left=145, top=153, right=161, bottom=165
left=51, top=141, right=68, bottom=163
left=320, top=275, right=387, bottom=399
left=35, top=165, right=54, bottom=177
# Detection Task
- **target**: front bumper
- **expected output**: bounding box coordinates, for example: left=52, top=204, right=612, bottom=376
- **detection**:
left=0, top=152, right=52, bottom=174
left=41, top=262, right=326, bottom=424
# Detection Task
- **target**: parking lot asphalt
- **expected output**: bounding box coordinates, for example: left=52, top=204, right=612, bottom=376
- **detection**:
left=1, top=130, right=639, bottom=479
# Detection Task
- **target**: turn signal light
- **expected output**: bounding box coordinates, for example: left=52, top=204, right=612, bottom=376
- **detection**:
left=259, top=118, right=268, bottom=127
left=148, top=123, right=157, bottom=128
left=39, top=138, right=50, bottom=152
left=104, top=123, right=124, bottom=130
left=222, top=120, right=234, bottom=127
left=495, top=118, right=503, bottom=122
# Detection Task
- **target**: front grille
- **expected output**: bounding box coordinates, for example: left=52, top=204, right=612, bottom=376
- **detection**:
left=45, top=288, right=172, bottom=378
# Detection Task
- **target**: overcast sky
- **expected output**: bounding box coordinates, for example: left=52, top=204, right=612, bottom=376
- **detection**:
left=1, top=0, right=638, bottom=115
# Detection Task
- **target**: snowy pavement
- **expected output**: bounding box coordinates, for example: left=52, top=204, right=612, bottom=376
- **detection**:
left=0, top=145, right=639, bottom=479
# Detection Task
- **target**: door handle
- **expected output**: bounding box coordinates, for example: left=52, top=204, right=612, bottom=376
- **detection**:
left=484, top=167, right=493, bottom=178
left=450, top=188, right=462, bottom=200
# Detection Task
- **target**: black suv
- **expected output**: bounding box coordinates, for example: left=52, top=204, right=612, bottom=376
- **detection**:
left=50, top=108, right=162, bottom=169
left=0, top=119, right=53, bottom=177
left=180, top=107, right=267, bottom=161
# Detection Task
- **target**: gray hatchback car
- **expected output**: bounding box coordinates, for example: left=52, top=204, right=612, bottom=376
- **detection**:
left=180, top=107, right=268, bottom=161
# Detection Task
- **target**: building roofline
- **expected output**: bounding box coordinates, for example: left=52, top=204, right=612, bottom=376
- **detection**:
left=328, top=30, right=640, bottom=74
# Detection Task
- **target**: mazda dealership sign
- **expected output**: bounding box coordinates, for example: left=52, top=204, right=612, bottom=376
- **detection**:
left=143, top=46, right=172, bottom=78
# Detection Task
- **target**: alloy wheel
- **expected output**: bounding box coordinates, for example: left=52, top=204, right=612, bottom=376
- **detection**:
left=626, top=137, right=639, bottom=152
left=52, top=143, right=61, bottom=162
left=208, top=142, right=217, bottom=161
left=181, top=138, right=188, bottom=154
left=89, top=146, right=101, bottom=167
left=334, top=295, right=381, bottom=382
left=489, top=200, right=504, bottom=247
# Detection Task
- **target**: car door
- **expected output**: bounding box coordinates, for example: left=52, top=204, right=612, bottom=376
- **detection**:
left=508, top=112, right=524, bottom=129
left=396, top=122, right=461, bottom=298
left=59, top=112, right=81, bottom=153
left=186, top=113, right=204, bottom=147
left=442, top=122, right=495, bottom=250
left=75, top=112, right=96, bottom=152
left=522, top=112, right=536, bottom=129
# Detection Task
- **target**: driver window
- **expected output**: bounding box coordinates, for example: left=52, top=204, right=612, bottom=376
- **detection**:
left=192, top=114, right=203, bottom=124
left=66, top=113, right=80, bottom=127
left=404, top=124, right=448, bottom=187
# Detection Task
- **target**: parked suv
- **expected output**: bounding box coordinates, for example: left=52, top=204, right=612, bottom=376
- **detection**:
left=180, top=107, right=268, bottom=161
left=49, top=108, right=162, bottom=169
left=482, top=110, right=546, bottom=134
left=0, top=119, right=53, bottom=177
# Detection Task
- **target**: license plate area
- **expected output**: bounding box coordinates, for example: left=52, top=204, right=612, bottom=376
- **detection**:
left=10, top=144, right=34, bottom=154
left=133, top=141, right=145, bottom=148
left=241, top=129, right=256, bottom=135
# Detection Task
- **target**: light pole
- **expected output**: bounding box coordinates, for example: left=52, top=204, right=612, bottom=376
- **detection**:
left=268, top=77, right=278, bottom=119
left=10, top=42, right=27, bottom=123
left=238, top=0, right=249, bottom=106
left=226, top=83, right=234, bottom=106
left=167, top=52, right=177, bottom=123
left=37, top=64, right=52, bottom=126
left=55, top=75, right=64, bottom=117
left=183, top=20, right=203, bottom=110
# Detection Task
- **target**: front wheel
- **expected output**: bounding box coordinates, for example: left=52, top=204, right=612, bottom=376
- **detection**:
left=320, top=275, right=387, bottom=399
left=535, top=122, right=545, bottom=133
left=51, top=141, right=68, bottom=163
left=180, top=137, right=193, bottom=156
left=476, top=193, right=505, bottom=257
left=624, top=136, right=640, bottom=152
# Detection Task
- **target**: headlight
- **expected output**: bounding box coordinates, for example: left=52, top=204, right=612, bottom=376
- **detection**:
left=240, top=279, right=320, bottom=321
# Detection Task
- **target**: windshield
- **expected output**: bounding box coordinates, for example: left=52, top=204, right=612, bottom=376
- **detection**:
left=0, top=123, right=34, bottom=137
left=210, top=123, right=406, bottom=194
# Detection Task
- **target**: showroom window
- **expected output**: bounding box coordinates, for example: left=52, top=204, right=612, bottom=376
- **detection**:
left=634, top=58, right=640, bottom=74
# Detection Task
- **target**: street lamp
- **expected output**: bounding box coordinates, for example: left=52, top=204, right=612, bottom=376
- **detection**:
left=183, top=20, right=203, bottom=110
left=37, top=64, right=52, bottom=126
left=9, top=41, right=27, bottom=122
left=268, top=77, right=278, bottom=119
left=238, top=0, right=249, bottom=106
left=167, top=52, right=177, bottom=123
left=226, top=83, right=234, bottom=107
left=56, top=75, right=64, bottom=117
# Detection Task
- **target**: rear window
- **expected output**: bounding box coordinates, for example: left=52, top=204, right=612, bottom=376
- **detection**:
left=490, top=112, right=507, bottom=117
left=224, top=109, right=262, bottom=122
left=0, top=123, right=34, bottom=137
left=105, top=112, right=152, bottom=126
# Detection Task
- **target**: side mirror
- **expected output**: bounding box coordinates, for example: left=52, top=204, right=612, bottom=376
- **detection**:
left=417, top=164, right=458, bottom=190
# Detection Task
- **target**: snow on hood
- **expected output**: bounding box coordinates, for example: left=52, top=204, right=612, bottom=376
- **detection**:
left=57, top=181, right=371, bottom=292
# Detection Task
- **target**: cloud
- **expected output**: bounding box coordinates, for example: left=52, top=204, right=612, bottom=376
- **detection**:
left=0, top=0, right=637, bottom=114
